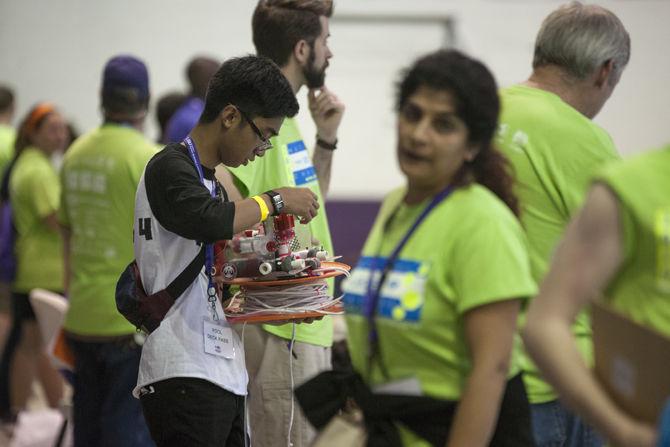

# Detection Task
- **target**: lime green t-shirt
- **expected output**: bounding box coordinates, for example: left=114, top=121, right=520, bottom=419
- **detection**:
left=497, top=84, right=620, bottom=403
left=228, top=117, right=334, bottom=347
left=596, top=145, right=670, bottom=333
left=10, top=147, right=63, bottom=293
left=343, top=185, right=536, bottom=404
left=58, top=124, right=157, bottom=336
left=0, top=125, right=15, bottom=176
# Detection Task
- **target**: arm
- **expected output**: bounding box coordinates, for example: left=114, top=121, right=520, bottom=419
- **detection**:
left=447, top=299, right=522, bottom=447
left=309, top=86, right=344, bottom=198
left=60, top=225, right=71, bottom=296
left=215, top=166, right=243, bottom=202
left=312, top=143, right=333, bottom=198
left=43, top=212, right=61, bottom=233
left=149, top=153, right=319, bottom=242
left=522, top=183, right=656, bottom=447
left=215, top=164, right=321, bottom=231
left=232, top=188, right=319, bottom=232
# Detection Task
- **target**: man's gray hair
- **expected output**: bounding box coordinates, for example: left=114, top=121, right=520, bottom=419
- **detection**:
left=533, top=2, right=630, bottom=80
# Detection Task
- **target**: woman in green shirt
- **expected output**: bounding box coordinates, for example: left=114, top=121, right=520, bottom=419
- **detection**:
left=299, top=50, right=536, bottom=446
left=0, top=102, right=68, bottom=421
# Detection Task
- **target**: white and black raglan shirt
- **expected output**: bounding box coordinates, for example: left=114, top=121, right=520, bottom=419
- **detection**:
left=132, top=143, right=248, bottom=397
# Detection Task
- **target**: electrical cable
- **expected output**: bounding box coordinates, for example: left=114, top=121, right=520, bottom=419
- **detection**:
left=224, top=267, right=350, bottom=318
left=242, top=322, right=250, bottom=447
left=287, top=323, right=296, bottom=447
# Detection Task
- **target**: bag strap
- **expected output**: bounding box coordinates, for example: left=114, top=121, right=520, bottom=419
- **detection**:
left=164, top=245, right=206, bottom=300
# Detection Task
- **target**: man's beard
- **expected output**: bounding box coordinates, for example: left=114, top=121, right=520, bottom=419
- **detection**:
left=303, top=49, right=327, bottom=89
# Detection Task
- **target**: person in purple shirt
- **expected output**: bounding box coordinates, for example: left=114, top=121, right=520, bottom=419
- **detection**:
left=164, top=56, right=219, bottom=143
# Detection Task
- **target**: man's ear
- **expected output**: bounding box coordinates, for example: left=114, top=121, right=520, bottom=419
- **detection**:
left=594, top=59, right=615, bottom=89
left=293, top=39, right=310, bottom=65
left=219, top=105, right=238, bottom=129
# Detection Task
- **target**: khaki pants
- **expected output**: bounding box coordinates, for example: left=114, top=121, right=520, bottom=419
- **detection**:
left=242, top=324, right=331, bottom=447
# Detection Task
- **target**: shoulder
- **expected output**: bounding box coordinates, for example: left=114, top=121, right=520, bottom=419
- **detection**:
left=15, top=149, right=50, bottom=175
left=61, top=128, right=98, bottom=168
left=146, top=143, right=194, bottom=178
left=598, top=145, right=670, bottom=191
left=11, top=150, right=55, bottom=192
left=268, top=116, right=303, bottom=145
left=378, top=187, right=406, bottom=215
left=166, top=98, right=203, bottom=141
left=450, top=184, right=512, bottom=214
left=113, top=127, right=160, bottom=161
left=447, top=184, right=522, bottom=233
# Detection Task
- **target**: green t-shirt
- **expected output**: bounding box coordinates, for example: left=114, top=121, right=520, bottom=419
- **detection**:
left=0, top=124, right=15, bottom=176
left=497, top=84, right=621, bottom=403
left=58, top=124, right=157, bottom=336
left=343, top=185, right=536, bottom=404
left=228, top=117, right=334, bottom=347
left=597, top=145, right=670, bottom=333
left=10, top=147, right=63, bottom=293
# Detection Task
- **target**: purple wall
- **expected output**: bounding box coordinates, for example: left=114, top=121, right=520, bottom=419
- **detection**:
left=325, top=199, right=381, bottom=293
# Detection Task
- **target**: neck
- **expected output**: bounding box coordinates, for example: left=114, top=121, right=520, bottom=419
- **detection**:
left=0, top=112, right=12, bottom=125
left=104, top=115, right=145, bottom=131
left=280, top=62, right=304, bottom=95
left=524, top=66, right=595, bottom=119
left=405, top=180, right=451, bottom=205
left=191, top=89, right=206, bottom=101
left=188, top=124, right=220, bottom=169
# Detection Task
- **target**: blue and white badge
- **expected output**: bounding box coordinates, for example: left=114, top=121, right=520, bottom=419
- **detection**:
left=342, top=256, right=429, bottom=323
left=287, top=140, right=317, bottom=186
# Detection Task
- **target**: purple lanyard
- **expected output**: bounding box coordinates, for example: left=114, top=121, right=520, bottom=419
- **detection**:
left=365, top=185, right=454, bottom=375
left=183, top=136, right=219, bottom=320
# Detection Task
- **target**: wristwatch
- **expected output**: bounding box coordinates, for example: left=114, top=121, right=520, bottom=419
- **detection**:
left=265, top=190, right=284, bottom=216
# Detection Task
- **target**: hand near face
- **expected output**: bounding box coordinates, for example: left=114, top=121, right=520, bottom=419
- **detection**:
left=308, top=85, right=344, bottom=142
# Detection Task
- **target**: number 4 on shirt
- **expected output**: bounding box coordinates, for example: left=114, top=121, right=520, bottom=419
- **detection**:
left=138, top=218, right=153, bottom=241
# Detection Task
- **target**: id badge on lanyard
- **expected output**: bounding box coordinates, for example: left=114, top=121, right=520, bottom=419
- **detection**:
left=365, top=186, right=454, bottom=377
left=203, top=319, right=235, bottom=358
left=183, top=137, right=235, bottom=359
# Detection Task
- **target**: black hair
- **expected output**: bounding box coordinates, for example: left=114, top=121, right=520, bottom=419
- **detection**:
left=102, top=87, right=149, bottom=117
left=0, top=86, right=14, bottom=113
left=186, top=57, right=220, bottom=100
left=397, top=49, right=519, bottom=215
left=200, top=55, right=299, bottom=123
left=155, top=91, right=188, bottom=140
left=14, top=103, right=55, bottom=154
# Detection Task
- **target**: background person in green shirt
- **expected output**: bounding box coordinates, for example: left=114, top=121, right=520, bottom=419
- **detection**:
left=496, top=3, right=630, bottom=445
left=523, top=145, right=670, bottom=447
left=335, top=49, right=536, bottom=447
left=1, top=102, right=68, bottom=422
left=58, top=55, right=156, bottom=447
left=221, top=1, right=345, bottom=446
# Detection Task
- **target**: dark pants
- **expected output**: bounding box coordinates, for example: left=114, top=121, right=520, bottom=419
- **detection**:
left=67, top=336, right=153, bottom=447
left=0, top=292, right=37, bottom=419
left=531, top=400, right=603, bottom=447
left=297, top=371, right=534, bottom=447
left=140, top=377, right=245, bottom=447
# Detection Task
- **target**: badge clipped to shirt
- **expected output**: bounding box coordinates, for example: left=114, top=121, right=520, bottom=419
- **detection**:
left=203, top=319, right=235, bottom=359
